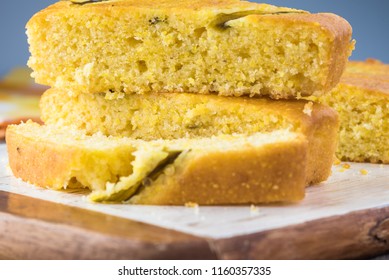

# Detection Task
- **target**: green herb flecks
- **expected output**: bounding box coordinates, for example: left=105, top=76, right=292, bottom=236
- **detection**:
left=69, top=0, right=109, bottom=5
left=212, top=10, right=305, bottom=31
left=149, top=16, right=168, bottom=25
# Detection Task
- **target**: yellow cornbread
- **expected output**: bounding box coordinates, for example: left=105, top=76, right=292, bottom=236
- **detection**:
left=7, top=122, right=308, bottom=205
left=40, top=89, right=339, bottom=185
left=317, top=60, right=389, bottom=163
left=344, top=59, right=389, bottom=80
left=27, top=0, right=353, bottom=98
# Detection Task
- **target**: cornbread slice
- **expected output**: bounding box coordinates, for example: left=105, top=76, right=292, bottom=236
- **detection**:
left=27, top=0, right=353, bottom=98
left=41, top=89, right=339, bottom=185
left=6, top=122, right=308, bottom=205
left=344, top=59, right=389, bottom=80
left=317, top=59, right=389, bottom=163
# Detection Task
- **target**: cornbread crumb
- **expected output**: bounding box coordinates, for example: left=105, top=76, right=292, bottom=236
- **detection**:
left=185, top=203, right=200, bottom=215
left=333, top=158, right=341, bottom=166
left=303, top=102, right=313, bottom=116
left=185, top=202, right=199, bottom=208
left=336, top=163, right=351, bottom=173
left=318, top=60, right=389, bottom=163
left=41, top=89, right=334, bottom=141
left=360, top=169, right=368, bottom=175
left=250, top=204, right=259, bottom=214
left=342, top=163, right=351, bottom=169
left=27, top=0, right=353, bottom=98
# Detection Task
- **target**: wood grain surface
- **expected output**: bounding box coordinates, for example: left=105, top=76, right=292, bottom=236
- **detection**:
left=213, top=207, right=389, bottom=259
left=0, top=191, right=216, bottom=260
left=2, top=190, right=389, bottom=260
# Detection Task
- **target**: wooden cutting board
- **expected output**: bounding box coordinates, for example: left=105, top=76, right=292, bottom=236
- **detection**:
left=1, top=143, right=389, bottom=260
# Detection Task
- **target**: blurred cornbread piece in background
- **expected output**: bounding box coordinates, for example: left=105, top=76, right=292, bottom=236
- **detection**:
left=0, top=67, right=43, bottom=139
left=27, top=0, right=353, bottom=98
left=0, top=92, right=40, bottom=139
left=0, top=67, right=47, bottom=94
left=1, top=68, right=34, bottom=88
left=317, top=59, right=389, bottom=163
left=344, top=59, right=389, bottom=80
left=40, top=89, right=339, bottom=185
left=7, top=122, right=309, bottom=204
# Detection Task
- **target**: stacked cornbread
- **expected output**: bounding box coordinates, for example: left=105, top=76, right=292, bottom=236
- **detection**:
left=6, top=0, right=354, bottom=205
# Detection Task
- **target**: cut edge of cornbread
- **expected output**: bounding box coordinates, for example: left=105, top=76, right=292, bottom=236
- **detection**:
left=27, top=0, right=353, bottom=98
left=6, top=121, right=308, bottom=205
left=40, top=89, right=339, bottom=185
left=316, top=60, right=389, bottom=163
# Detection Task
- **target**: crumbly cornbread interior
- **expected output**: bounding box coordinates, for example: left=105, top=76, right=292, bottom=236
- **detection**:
left=27, top=0, right=353, bottom=98
left=41, top=90, right=318, bottom=140
left=318, top=75, right=389, bottom=163
left=40, top=89, right=339, bottom=186
left=8, top=121, right=302, bottom=203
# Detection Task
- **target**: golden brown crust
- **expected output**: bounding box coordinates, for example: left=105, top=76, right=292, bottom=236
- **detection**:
left=341, top=60, right=389, bottom=95
left=6, top=122, right=137, bottom=190
left=28, top=0, right=300, bottom=35
left=248, top=12, right=353, bottom=94
left=0, top=117, right=42, bottom=140
left=31, top=0, right=297, bottom=17
left=6, top=123, right=307, bottom=205
left=345, top=59, right=389, bottom=79
left=130, top=140, right=307, bottom=205
left=301, top=102, right=339, bottom=184
left=314, top=13, right=353, bottom=93
left=340, top=77, right=389, bottom=97
left=7, top=127, right=81, bottom=189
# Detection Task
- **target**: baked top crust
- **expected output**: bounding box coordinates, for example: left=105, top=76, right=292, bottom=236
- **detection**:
left=38, top=0, right=298, bottom=13
left=27, top=1, right=353, bottom=98
left=341, top=59, right=389, bottom=95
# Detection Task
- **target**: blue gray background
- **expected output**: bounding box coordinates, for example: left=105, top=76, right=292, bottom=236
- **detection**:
left=0, top=0, right=388, bottom=76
